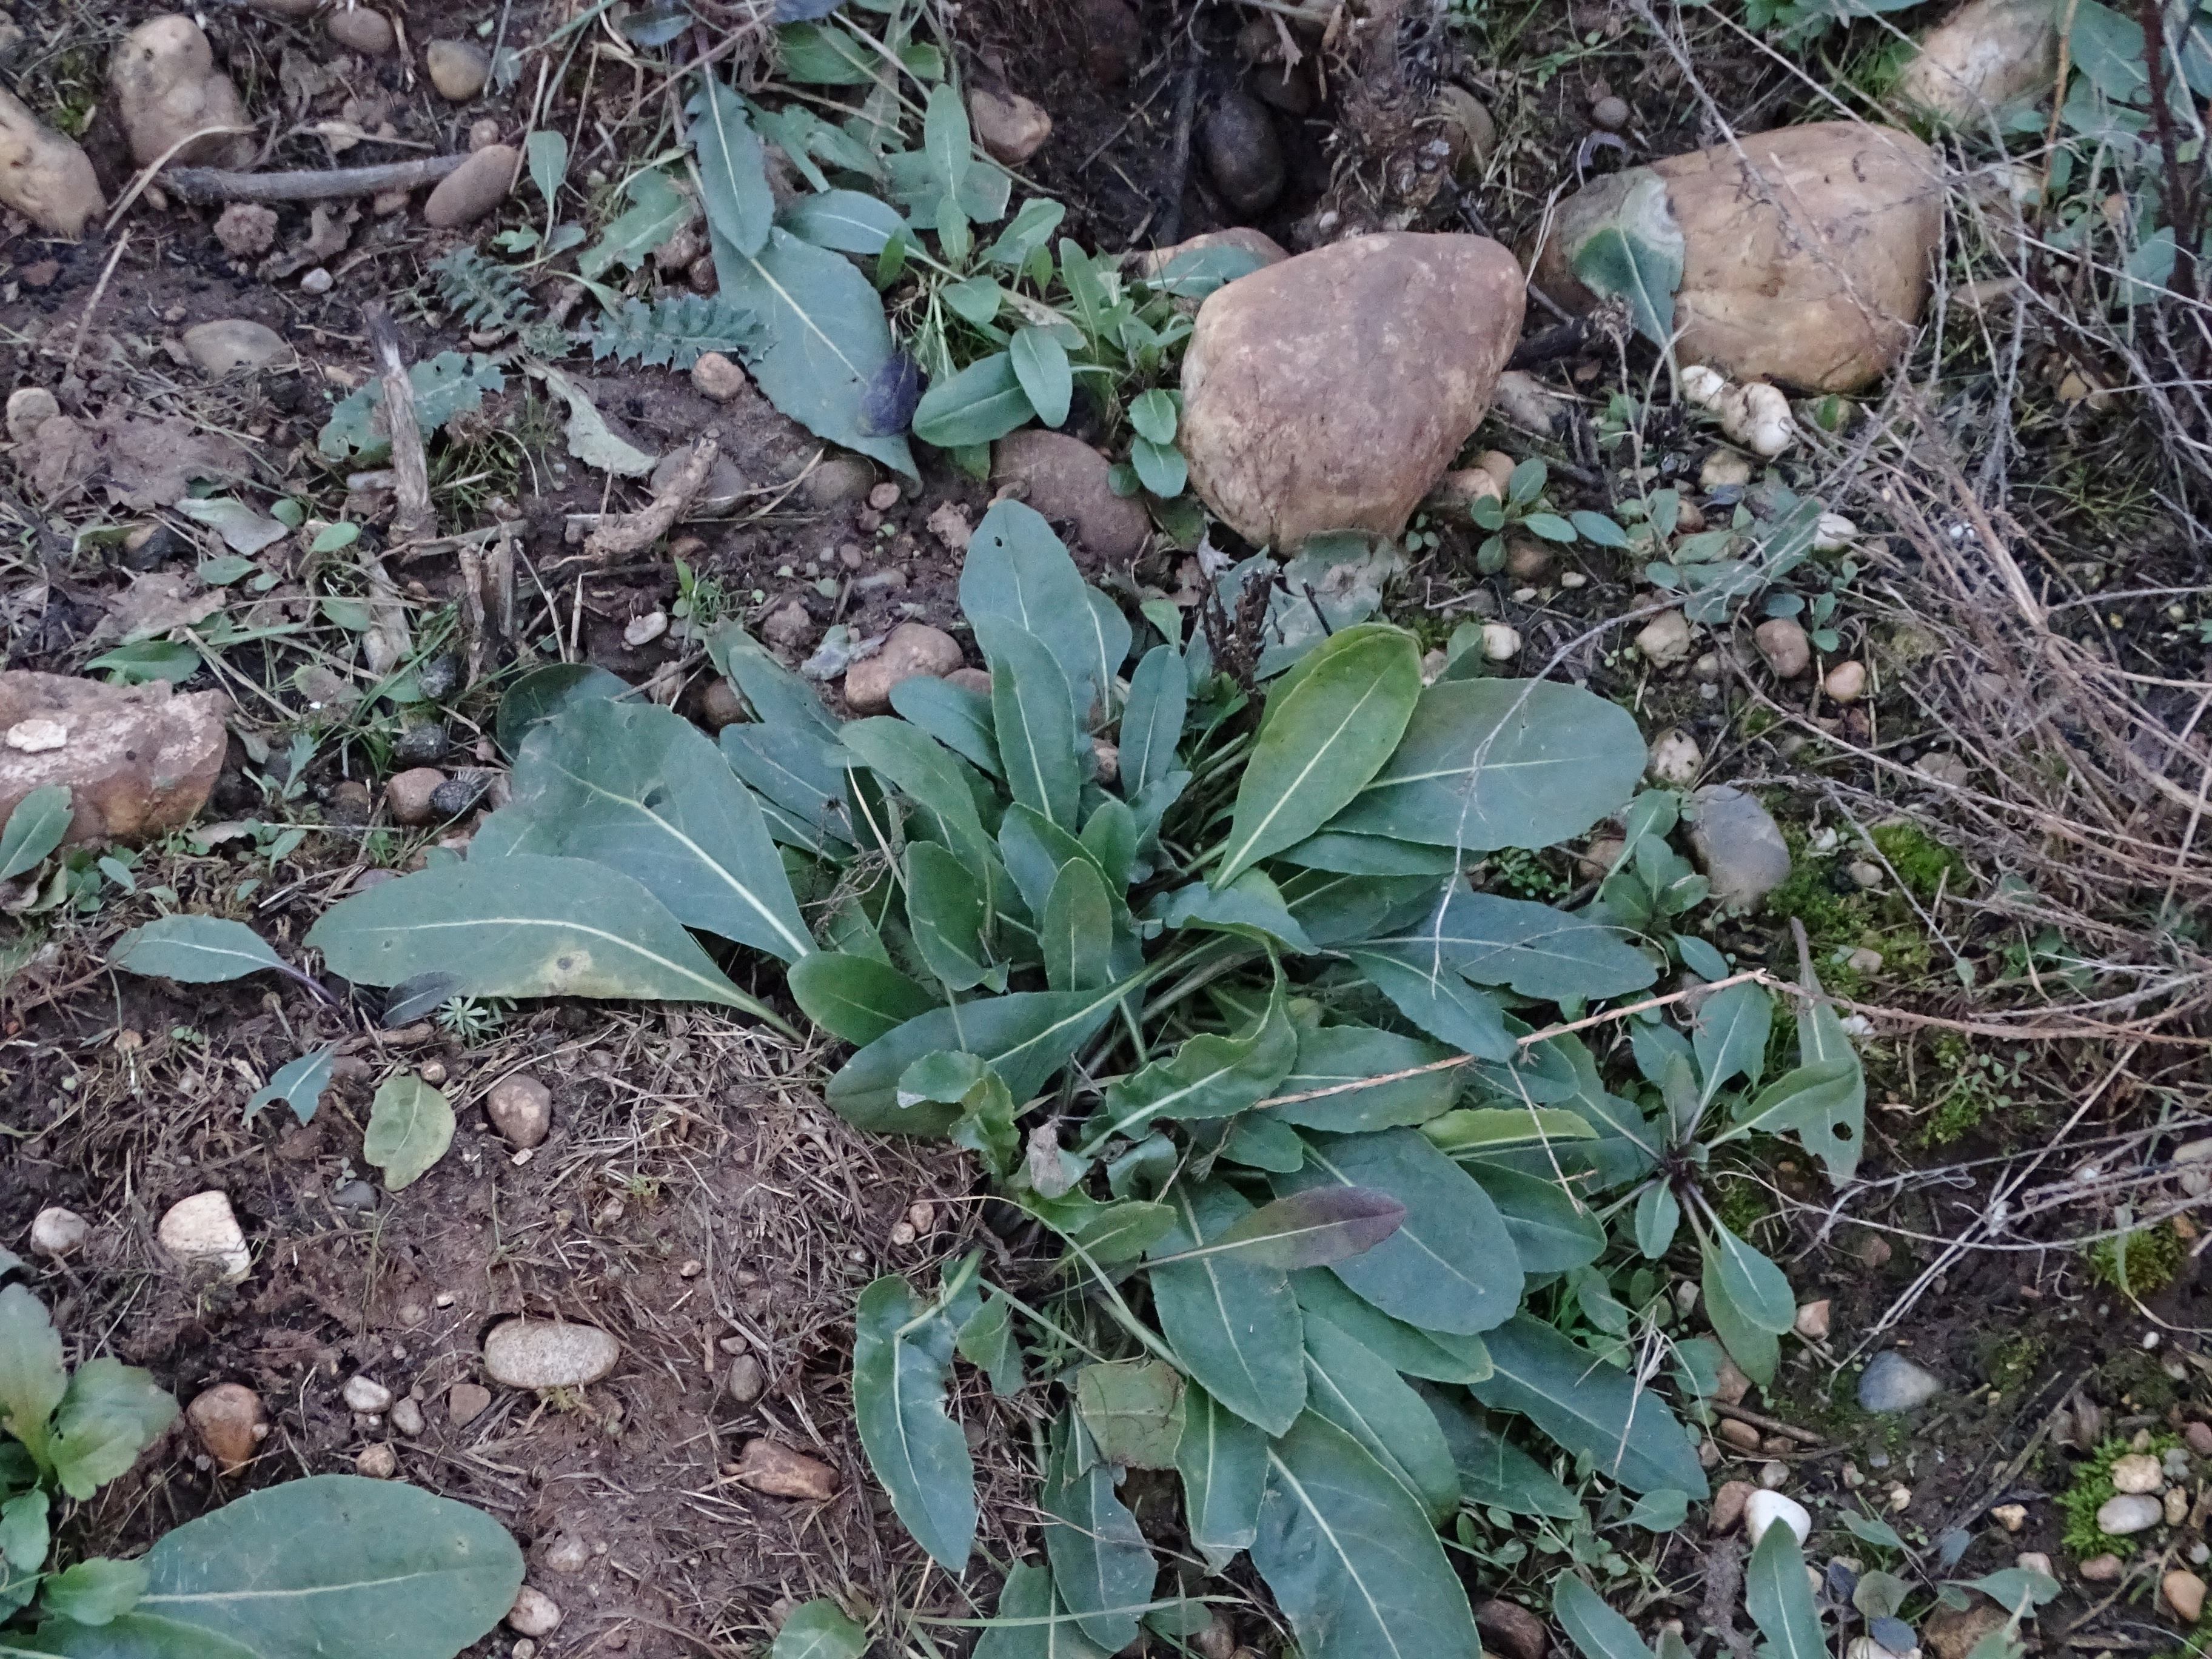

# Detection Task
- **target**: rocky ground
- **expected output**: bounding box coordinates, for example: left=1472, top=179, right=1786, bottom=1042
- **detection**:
left=2, top=0, right=2210, bottom=1655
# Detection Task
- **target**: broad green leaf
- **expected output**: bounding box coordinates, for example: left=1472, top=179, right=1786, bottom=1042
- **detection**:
left=1118, top=645, right=1187, bottom=799
left=1175, top=1384, right=1267, bottom=1572
left=1074, top=1360, right=1184, bottom=1469
left=1472, top=1316, right=1709, bottom=1496
left=1707, top=1220, right=1797, bottom=1334
left=1701, top=1253, right=1779, bottom=1386
left=1011, top=327, right=1073, bottom=427
left=109, top=917, right=286, bottom=985
left=1220, top=1113, right=1306, bottom=1172
left=0, top=1284, right=66, bottom=1464
left=1292, top=1272, right=1492, bottom=1385
left=540, top=362, right=656, bottom=477
left=363, top=1074, right=454, bottom=1192
left=984, top=196, right=1067, bottom=270
left=1745, top=1524, right=1827, bottom=1659
left=1554, top=1572, right=1656, bottom=1659
left=789, top=953, right=936, bottom=1045
left=839, top=717, right=992, bottom=867
left=770, top=1600, right=868, bottom=1659
left=774, top=20, right=876, bottom=83
left=852, top=1276, right=976, bottom=1571
left=956, top=1293, right=1024, bottom=1396
left=492, top=698, right=813, bottom=961
left=1424, top=1389, right=1580, bottom=1518
left=130, top=1475, right=522, bottom=1659
left=1276, top=1130, right=1523, bottom=1336
left=913, top=352, right=1035, bottom=449
left=41, top=1558, right=147, bottom=1626
left=1130, top=437, right=1186, bottom=498
left=890, top=675, right=1000, bottom=778
left=1342, top=947, right=1517, bottom=1061
left=1153, top=871, right=1315, bottom=954
left=778, top=189, right=907, bottom=254
left=1721, top=1059, right=1861, bottom=1149
left=245, top=1045, right=337, bottom=1126
left=1042, top=859, right=1114, bottom=993
left=1301, top=1313, right=1460, bottom=1523
left=1692, top=980, right=1772, bottom=1106
left=826, top=981, right=1133, bottom=1133
left=523, top=128, right=568, bottom=209
left=1218, top=624, right=1421, bottom=886
left=1330, top=677, right=1647, bottom=853
left=907, top=840, right=988, bottom=989
left=1634, top=1184, right=1681, bottom=1259
left=0, top=786, right=70, bottom=881
left=688, top=78, right=772, bottom=255
left=1273, top=1024, right=1459, bottom=1132
left=0, top=1490, right=48, bottom=1573
left=922, top=81, right=972, bottom=199
left=578, top=168, right=688, bottom=280
left=1250, top=1413, right=1481, bottom=1659
left=494, top=662, right=626, bottom=758
left=973, top=1563, right=1112, bottom=1659
left=1041, top=1419, right=1153, bottom=1652
left=49, top=1359, right=178, bottom=1501
left=8, top=1614, right=259, bottom=1657
left=1093, top=976, right=1295, bottom=1144
left=1954, top=1567, right=2061, bottom=1612
left=960, top=501, right=1114, bottom=714
left=999, top=803, right=1113, bottom=920
left=1627, top=1487, right=1691, bottom=1530
left=1565, top=170, right=1684, bottom=347
left=307, top=855, right=776, bottom=1020
left=1365, top=889, right=1657, bottom=1001
left=1028, top=1195, right=1176, bottom=1264
left=983, top=621, right=1082, bottom=830
left=1791, top=962, right=1866, bottom=1183
left=712, top=227, right=916, bottom=477
left=1423, top=1108, right=1599, bottom=1156
left=1467, top=1166, right=1606, bottom=1272
left=317, top=352, right=502, bottom=463
left=1145, top=1183, right=1305, bottom=1435
left=1191, top=1188, right=1405, bottom=1271
left=1276, top=831, right=1461, bottom=876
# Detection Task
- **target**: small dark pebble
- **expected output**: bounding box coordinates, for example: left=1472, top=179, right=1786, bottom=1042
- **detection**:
left=1200, top=90, right=1285, bottom=218
left=415, top=654, right=464, bottom=702
left=121, top=525, right=187, bottom=571
left=391, top=723, right=448, bottom=766
left=429, top=770, right=491, bottom=819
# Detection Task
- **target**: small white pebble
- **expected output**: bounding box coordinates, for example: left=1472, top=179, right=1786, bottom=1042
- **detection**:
left=301, top=268, right=333, bottom=295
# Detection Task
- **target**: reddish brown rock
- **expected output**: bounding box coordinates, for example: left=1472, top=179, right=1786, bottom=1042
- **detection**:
left=187, top=1382, right=265, bottom=1473
left=992, top=430, right=1151, bottom=560
left=0, top=672, right=227, bottom=846
left=732, top=1438, right=840, bottom=1501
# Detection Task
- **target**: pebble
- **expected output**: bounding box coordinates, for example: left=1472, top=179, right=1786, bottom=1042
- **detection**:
left=968, top=85, right=1051, bottom=164
left=425, top=39, right=489, bottom=101
left=300, top=268, right=332, bottom=295
left=356, top=1443, right=398, bottom=1478
left=804, top=455, right=875, bottom=508
left=1793, top=1299, right=1831, bottom=1340
left=2016, top=1551, right=2053, bottom=1577
left=691, top=351, right=748, bottom=401
left=1991, top=1502, right=2027, bottom=1532
left=425, top=144, right=518, bottom=229
left=732, top=1438, right=840, bottom=1501
left=386, top=766, right=444, bottom=826
left=5, top=387, right=58, bottom=446
left=543, top=1535, right=591, bottom=1574
left=1759, top=1461, right=1790, bottom=1490
left=186, top=1383, right=266, bottom=1472
left=343, top=1375, right=394, bottom=1413
left=1637, top=611, right=1694, bottom=666
left=182, top=320, right=287, bottom=377
left=761, top=600, right=812, bottom=651
left=843, top=623, right=964, bottom=714
left=1592, top=94, right=1631, bottom=130
left=1199, top=90, right=1284, bottom=217
left=508, top=1587, right=562, bottom=1638
left=1718, top=1418, right=1762, bottom=1452
left=483, top=1319, right=621, bottom=1390
left=392, top=722, right=448, bottom=766
left=1701, top=449, right=1754, bottom=489
left=1754, top=617, right=1811, bottom=678
left=1916, top=752, right=1971, bottom=788
left=1745, top=1489, right=1812, bottom=1547
left=1710, top=1480, right=1755, bottom=1533
left=429, top=771, right=490, bottom=820
left=390, top=1397, right=424, bottom=1436
left=2167, top=1570, right=2207, bottom=1622
left=2079, top=1553, right=2123, bottom=1581
left=1846, top=947, right=1884, bottom=975
left=1481, top=623, right=1522, bottom=662
left=991, top=430, right=1151, bottom=558
left=2112, top=1452, right=2164, bottom=1493
left=447, top=1382, right=492, bottom=1426
left=30, top=1205, right=89, bottom=1256
left=487, top=1074, right=552, bottom=1148
left=2187, top=1422, right=2212, bottom=1457
left=1848, top=860, right=1885, bottom=890
left=1687, top=784, right=1794, bottom=911
left=624, top=611, right=668, bottom=648
left=2097, top=1492, right=2163, bottom=1535
left=1825, top=660, right=1869, bottom=703
left=1648, top=728, right=1702, bottom=787
left=726, top=1355, right=765, bottom=1404
left=158, top=1191, right=250, bottom=1282
left=332, top=1179, right=377, bottom=1211
left=1858, top=1350, right=1944, bottom=1412
left=1473, top=1599, right=1548, bottom=1659
left=326, top=5, right=396, bottom=54
left=2166, top=1486, right=2189, bottom=1526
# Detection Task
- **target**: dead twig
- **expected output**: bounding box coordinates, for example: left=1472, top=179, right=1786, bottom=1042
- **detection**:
left=60, top=230, right=132, bottom=383
left=583, top=435, right=720, bottom=564
left=363, top=301, right=436, bottom=548
left=1709, top=1400, right=1825, bottom=1447
left=156, top=154, right=468, bottom=203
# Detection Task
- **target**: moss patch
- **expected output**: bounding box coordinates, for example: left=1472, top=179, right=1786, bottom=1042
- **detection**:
left=2060, top=1434, right=2179, bottom=1555
left=1869, top=822, right=1968, bottom=901
left=2087, top=1221, right=2188, bottom=1296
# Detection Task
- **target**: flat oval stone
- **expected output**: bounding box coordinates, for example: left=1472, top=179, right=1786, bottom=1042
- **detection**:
left=2097, top=1493, right=2164, bottom=1536
left=483, top=1319, right=619, bottom=1390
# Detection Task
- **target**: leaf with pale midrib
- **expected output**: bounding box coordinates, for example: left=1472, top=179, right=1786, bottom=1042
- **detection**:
left=851, top=1277, right=976, bottom=1572
left=1470, top=1316, right=1709, bottom=1496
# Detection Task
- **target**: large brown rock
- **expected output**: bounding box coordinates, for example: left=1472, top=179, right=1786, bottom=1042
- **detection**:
left=1894, top=0, right=2059, bottom=124
left=424, top=144, right=518, bottom=229
left=1179, top=232, right=1524, bottom=548
left=107, top=16, right=253, bottom=170
left=843, top=623, right=964, bottom=714
left=1530, top=123, right=1942, bottom=392
left=991, top=430, right=1151, bottom=560
left=0, top=89, right=106, bottom=238
left=0, top=672, right=228, bottom=845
